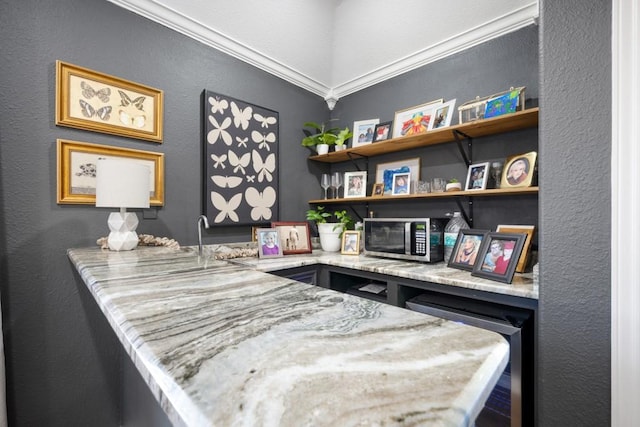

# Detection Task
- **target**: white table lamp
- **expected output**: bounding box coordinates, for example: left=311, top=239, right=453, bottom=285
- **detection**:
left=96, top=158, right=150, bottom=251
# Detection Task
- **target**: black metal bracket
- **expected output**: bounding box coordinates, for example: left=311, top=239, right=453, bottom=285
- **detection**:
left=452, top=130, right=473, bottom=167
left=345, top=151, right=368, bottom=172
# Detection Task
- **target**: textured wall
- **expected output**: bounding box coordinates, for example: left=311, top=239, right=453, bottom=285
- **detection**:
left=538, top=0, right=611, bottom=425
left=0, top=0, right=326, bottom=425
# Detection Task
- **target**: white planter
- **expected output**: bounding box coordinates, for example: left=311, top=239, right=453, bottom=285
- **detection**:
left=446, top=182, right=462, bottom=192
left=318, top=222, right=344, bottom=252
left=316, top=144, right=329, bottom=155
left=334, top=144, right=347, bottom=151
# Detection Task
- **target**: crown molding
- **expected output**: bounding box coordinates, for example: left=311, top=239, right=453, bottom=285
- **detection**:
left=108, top=0, right=538, bottom=108
left=332, top=3, right=539, bottom=100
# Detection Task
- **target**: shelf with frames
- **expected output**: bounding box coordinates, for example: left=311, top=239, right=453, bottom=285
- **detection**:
left=307, top=108, right=539, bottom=164
left=309, top=186, right=538, bottom=205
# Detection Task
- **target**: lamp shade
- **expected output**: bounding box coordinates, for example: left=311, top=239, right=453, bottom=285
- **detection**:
left=96, top=158, right=150, bottom=208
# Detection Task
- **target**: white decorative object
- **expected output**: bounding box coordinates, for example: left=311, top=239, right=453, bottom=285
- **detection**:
left=318, top=222, right=343, bottom=252
left=96, top=158, right=150, bottom=251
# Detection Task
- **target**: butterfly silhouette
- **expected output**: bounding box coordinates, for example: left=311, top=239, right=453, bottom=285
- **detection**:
left=251, top=130, right=276, bottom=151
left=230, top=102, right=252, bottom=130
left=79, top=100, right=112, bottom=121
left=81, top=81, right=110, bottom=102
left=252, top=150, right=275, bottom=183
left=245, top=187, right=276, bottom=221
left=208, top=96, right=229, bottom=114
left=253, top=113, right=277, bottom=128
left=236, top=137, right=248, bottom=148
left=210, top=192, right=242, bottom=223
left=210, top=154, right=227, bottom=169
left=207, top=115, right=232, bottom=145
left=118, top=110, right=146, bottom=128
left=211, top=175, right=243, bottom=189
left=118, top=90, right=146, bottom=111
left=228, top=151, right=250, bottom=175
left=246, top=175, right=256, bottom=183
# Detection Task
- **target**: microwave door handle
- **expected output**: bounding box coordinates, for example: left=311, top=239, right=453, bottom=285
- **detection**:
left=405, top=222, right=411, bottom=255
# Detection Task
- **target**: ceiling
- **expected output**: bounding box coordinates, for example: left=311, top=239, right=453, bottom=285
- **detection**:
left=108, top=0, right=538, bottom=107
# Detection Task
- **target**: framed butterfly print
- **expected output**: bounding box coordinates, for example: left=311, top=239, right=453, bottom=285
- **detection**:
left=55, top=60, right=164, bottom=142
left=202, top=90, right=279, bottom=226
left=56, top=139, right=164, bottom=205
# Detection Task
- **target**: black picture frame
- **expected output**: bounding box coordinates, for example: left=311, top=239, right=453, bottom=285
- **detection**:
left=471, top=232, right=526, bottom=284
left=202, top=90, right=279, bottom=226
left=447, top=229, right=489, bottom=271
left=373, top=121, right=392, bottom=142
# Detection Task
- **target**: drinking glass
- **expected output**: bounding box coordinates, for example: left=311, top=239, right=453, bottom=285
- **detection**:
left=332, top=172, right=343, bottom=199
left=321, top=173, right=330, bottom=199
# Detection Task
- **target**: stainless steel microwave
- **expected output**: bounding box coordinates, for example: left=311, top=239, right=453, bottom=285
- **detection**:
left=363, top=218, right=448, bottom=262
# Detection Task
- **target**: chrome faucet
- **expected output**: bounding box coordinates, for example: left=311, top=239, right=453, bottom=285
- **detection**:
left=197, top=215, right=210, bottom=256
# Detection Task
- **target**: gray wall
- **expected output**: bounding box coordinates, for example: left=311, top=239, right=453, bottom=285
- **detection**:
left=538, top=0, right=611, bottom=425
left=0, top=0, right=612, bottom=426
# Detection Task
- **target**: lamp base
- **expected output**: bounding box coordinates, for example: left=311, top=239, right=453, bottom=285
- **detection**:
left=106, top=211, right=140, bottom=251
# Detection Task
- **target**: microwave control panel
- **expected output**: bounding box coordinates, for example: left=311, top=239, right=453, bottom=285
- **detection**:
left=410, top=222, right=427, bottom=256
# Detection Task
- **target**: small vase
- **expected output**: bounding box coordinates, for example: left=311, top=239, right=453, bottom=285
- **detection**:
left=446, top=182, right=462, bottom=192
left=316, top=144, right=329, bottom=155
left=334, top=144, right=346, bottom=151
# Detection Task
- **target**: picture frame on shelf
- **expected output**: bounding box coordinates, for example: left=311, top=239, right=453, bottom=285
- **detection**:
left=428, top=99, right=456, bottom=130
left=257, top=228, right=283, bottom=258
left=56, top=138, right=164, bottom=205
left=471, top=232, right=526, bottom=284
left=465, top=162, right=490, bottom=190
left=344, top=171, right=367, bottom=198
left=392, top=99, right=443, bottom=138
left=496, top=224, right=536, bottom=273
left=448, top=229, right=489, bottom=271
left=341, top=231, right=360, bottom=255
left=373, top=121, right=392, bottom=142
left=270, top=221, right=312, bottom=255
left=352, top=118, right=380, bottom=148
left=501, top=151, right=537, bottom=188
left=55, top=60, right=164, bottom=142
left=375, top=157, right=421, bottom=195
left=391, top=172, right=411, bottom=195
left=371, top=183, right=385, bottom=197
left=484, top=87, right=525, bottom=119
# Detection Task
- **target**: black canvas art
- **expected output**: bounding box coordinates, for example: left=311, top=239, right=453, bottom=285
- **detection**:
left=203, top=90, right=279, bottom=225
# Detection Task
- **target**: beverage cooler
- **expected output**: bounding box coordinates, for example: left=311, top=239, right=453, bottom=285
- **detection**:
left=406, top=292, right=534, bottom=427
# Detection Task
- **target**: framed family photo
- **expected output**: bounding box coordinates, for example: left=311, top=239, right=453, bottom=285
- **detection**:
left=56, top=60, right=164, bottom=142
left=465, top=162, right=490, bottom=190
left=341, top=231, right=360, bottom=255
left=471, top=232, right=526, bottom=283
left=375, top=157, right=421, bottom=195
left=56, top=139, right=164, bottom=205
left=352, top=118, right=380, bottom=148
left=344, top=171, right=367, bottom=198
left=371, top=183, right=385, bottom=197
left=448, top=229, right=489, bottom=271
left=392, top=99, right=443, bottom=138
left=271, top=221, right=312, bottom=255
left=373, top=121, right=392, bottom=142
left=496, top=224, right=536, bottom=273
left=257, top=228, right=283, bottom=258
left=501, top=151, right=537, bottom=188
left=428, top=99, right=456, bottom=130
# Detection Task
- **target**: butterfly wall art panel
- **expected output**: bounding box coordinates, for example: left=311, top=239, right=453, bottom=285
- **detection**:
left=56, top=60, right=163, bottom=142
left=203, top=90, right=279, bottom=226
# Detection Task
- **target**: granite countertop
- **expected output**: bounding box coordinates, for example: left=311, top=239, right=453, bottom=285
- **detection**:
left=68, top=246, right=510, bottom=426
left=213, top=245, right=538, bottom=300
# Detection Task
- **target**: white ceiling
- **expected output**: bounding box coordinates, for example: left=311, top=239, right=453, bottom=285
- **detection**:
left=108, top=0, right=538, bottom=107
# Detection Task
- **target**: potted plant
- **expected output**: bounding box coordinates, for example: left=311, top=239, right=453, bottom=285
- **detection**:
left=301, top=120, right=352, bottom=155
left=446, top=178, right=462, bottom=192
left=306, top=206, right=354, bottom=252
left=333, top=127, right=353, bottom=151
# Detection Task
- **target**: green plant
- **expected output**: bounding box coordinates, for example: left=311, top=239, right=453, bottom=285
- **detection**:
left=448, top=178, right=460, bottom=183
left=306, top=206, right=354, bottom=237
left=301, top=120, right=352, bottom=147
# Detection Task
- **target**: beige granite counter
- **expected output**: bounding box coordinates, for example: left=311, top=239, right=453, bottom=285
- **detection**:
left=68, top=246, right=510, bottom=426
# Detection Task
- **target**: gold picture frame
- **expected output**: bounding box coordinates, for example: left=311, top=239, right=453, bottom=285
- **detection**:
left=496, top=224, right=536, bottom=273
left=57, top=139, right=164, bottom=205
left=56, top=60, right=164, bottom=142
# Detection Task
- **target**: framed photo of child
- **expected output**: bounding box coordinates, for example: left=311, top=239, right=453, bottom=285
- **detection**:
left=270, top=221, right=312, bottom=255
left=341, top=231, right=360, bottom=255
left=344, top=171, right=367, bottom=198
left=391, top=172, right=411, bottom=195
left=448, top=229, right=489, bottom=271
left=257, top=228, right=283, bottom=258
left=465, top=162, right=490, bottom=190
left=471, top=232, right=526, bottom=283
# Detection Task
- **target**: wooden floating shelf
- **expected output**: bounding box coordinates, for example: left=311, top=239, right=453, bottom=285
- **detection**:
left=308, top=108, right=539, bottom=163
left=309, top=187, right=539, bottom=204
